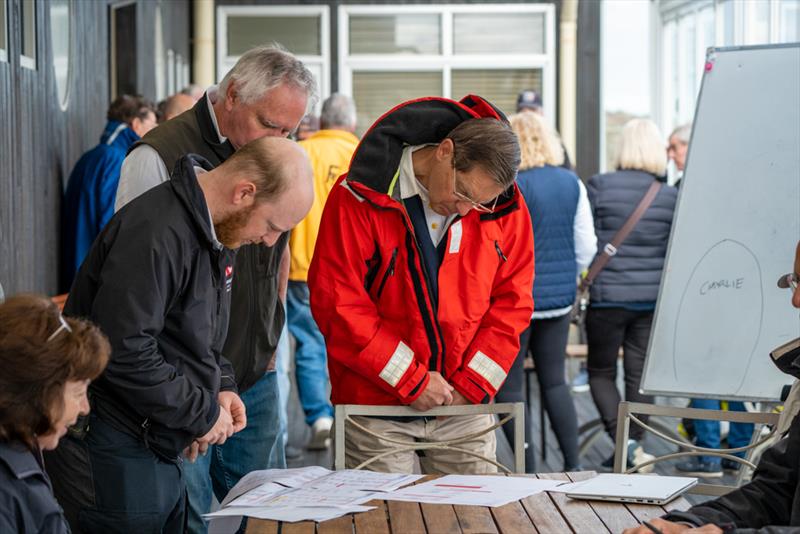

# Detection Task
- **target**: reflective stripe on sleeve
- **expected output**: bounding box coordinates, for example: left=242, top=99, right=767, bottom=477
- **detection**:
left=379, top=341, right=414, bottom=387
left=467, top=350, right=507, bottom=390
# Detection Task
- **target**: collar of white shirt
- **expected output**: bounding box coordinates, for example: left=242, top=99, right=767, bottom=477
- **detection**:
left=205, top=86, right=228, bottom=145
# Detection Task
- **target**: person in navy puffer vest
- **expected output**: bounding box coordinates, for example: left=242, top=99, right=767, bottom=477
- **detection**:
left=496, top=111, right=597, bottom=472
left=586, top=118, right=678, bottom=470
left=59, top=95, right=157, bottom=292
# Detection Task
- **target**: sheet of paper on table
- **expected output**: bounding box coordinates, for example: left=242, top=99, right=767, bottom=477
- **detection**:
left=205, top=466, right=424, bottom=529
left=382, top=474, right=565, bottom=507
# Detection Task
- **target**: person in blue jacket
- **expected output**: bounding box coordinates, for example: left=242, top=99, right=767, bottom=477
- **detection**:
left=496, top=111, right=597, bottom=472
left=59, top=95, right=157, bottom=291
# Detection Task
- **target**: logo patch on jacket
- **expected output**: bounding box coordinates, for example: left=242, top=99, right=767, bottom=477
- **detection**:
left=225, top=265, right=234, bottom=292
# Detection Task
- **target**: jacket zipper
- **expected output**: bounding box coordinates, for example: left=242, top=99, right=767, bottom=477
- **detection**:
left=376, top=248, right=398, bottom=298
left=495, top=240, right=508, bottom=262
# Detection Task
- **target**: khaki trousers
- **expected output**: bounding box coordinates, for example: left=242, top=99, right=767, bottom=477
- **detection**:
left=343, top=413, right=498, bottom=474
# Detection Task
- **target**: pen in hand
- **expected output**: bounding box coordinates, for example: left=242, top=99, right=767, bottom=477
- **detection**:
left=643, top=520, right=664, bottom=534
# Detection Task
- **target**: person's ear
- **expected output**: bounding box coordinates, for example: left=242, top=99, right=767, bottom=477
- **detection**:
left=130, top=118, right=141, bottom=136
left=437, top=138, right=455, bottom=162
left=224, top=81, right=238, bottom=111
left=232, top=180, right=256, bottom=206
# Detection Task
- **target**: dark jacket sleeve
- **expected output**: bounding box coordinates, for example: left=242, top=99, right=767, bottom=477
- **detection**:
left=86, top=222, right=219, bottom=437
left=663, top=415, right=800, bottom=531
left=216, top=354, right=237, bottom=393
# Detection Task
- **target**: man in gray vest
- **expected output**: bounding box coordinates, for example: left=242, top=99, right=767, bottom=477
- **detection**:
left=115, top=45, right=317, bottom=534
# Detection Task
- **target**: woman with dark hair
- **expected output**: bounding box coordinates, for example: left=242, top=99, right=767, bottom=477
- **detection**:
left=496, top=111, right=597, bottom=472
left=0, top=294, right=109, bottom=532
left=585, top=119, right=678, bottom=470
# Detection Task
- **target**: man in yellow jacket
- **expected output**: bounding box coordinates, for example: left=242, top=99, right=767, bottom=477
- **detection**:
left=289, top=94, right=359, bottom=448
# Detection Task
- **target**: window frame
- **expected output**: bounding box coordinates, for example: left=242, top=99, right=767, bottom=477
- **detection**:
left=20, top=0, right=37, bottom=70
left=216, top=4, right=330, bottom=112
left=338, top=3, right=557, bottom=122
left=1, top=0, right=8, bottom=63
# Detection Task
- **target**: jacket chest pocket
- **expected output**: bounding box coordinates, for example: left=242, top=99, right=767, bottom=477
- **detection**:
left=364, top=246, right=399, bottom=300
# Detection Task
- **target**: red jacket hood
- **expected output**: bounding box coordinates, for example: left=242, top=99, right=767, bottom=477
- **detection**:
left=346, top=95, right=513, bottom=205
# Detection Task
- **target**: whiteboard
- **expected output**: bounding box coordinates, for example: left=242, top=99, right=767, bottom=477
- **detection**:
left=641, top=44, right=800, bottom=401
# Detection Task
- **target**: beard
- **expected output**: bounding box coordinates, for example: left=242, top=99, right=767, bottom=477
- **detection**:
left=214, top=205, right=254, bottom=249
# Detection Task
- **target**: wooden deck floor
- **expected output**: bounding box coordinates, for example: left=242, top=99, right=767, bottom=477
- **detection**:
left=282, top=359, right=738, bottom=506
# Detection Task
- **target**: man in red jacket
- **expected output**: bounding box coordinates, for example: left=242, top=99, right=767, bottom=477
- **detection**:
left=307, top=95, right=534, bottom=473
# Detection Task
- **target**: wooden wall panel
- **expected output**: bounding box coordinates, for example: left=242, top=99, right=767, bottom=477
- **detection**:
left=0, top=0, right=191, bottom=296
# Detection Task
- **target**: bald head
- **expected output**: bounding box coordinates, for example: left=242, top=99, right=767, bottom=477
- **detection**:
left=204, top=137, right=313, bottom=248
left=163, top=94, right=195, bottom=121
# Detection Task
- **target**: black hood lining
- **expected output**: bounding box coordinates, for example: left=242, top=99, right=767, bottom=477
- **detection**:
left=347, top=95, right=507, bottom=195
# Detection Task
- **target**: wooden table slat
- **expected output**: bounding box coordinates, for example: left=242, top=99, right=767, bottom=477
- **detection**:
left=565, top=471, right=641, bottom=533
left=419, top=503, right=462, bottom=534
left=452, top=505, right=499, bottom=534
left=625, top=502, right=667, bottom=524
left=538, top=472, right=610, bottom=534
left=490, top=500, right=538, bottom=534
left=513, top=474, right=572, bottom=534
left=316, top=514, right=354, bottom=534
left=386, top=500, right=427, bottom=534
left=280, top=521, right=317, bottom=534
left=354, top=500, right=391, bottom=534
left=244, top=520, right=280, bottom=534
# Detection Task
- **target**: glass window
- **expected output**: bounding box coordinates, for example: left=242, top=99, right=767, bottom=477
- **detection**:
left=698, top=7, right=714, bottom=61
left=50, top=0, right=70, bottom=108
left=21, top=0, right=36, bottom=67
left=451, top=69, right=542, bottom=118
left=453, top=13, right=545, bottom=55
left=227, top=15, right=320, bottom=56
left=747, top=1, right=770, bottom=44
left=349, top=14, right=440, bottom=55
left=352, top=71, right=442, bottom=136
left=720, top=0, right=735, bottom=45
left=679, top=15, right=696, bottom=122
left=1, top=0, right=7, bottom=62
left=779, top=1, right=800, bottom=43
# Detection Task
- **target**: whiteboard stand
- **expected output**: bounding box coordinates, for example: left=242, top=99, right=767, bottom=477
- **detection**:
left=612, top=402, right=780, bottom=496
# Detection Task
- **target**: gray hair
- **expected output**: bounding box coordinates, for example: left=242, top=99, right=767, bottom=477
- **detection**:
left=320, top=93, right=356, bottom=130
left=670, top=123, right=692, bottom=144
left=218, top=45, right=319, bottom=111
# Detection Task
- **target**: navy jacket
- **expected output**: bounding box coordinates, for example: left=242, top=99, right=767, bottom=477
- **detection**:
left=586, top=170, right=677, bottom=305
left=516, top=164, right=580, bottom=311
left=60, top=121, right=140, bottom=292
left=65, top=154, right=237, bottom=458
left=0, top=442, right=70, bottom=533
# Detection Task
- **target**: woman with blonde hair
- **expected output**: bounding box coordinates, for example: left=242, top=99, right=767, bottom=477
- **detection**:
left=585, top=118, right=677, bottom=469
left=496, top=111, right=597, bottom=472
left=0, top=294, right=109, bottom=532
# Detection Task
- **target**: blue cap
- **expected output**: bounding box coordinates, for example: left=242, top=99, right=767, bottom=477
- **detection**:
left=516, top=90, right=542, bottom=111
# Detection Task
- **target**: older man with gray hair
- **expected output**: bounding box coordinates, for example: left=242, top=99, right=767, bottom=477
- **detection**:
left=288, top=94, right=359, bottom=450
left=668, top=123, right=692, bottom=174
left=115, top=45, right=317, bottom=534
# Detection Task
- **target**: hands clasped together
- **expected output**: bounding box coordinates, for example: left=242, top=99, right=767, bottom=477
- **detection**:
left=183, top=391, right=247, bottom=462
left=409, top=371, right=469, bottom=412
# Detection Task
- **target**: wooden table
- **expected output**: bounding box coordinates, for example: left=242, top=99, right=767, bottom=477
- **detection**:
left=245, top=471, right=692, bottom=534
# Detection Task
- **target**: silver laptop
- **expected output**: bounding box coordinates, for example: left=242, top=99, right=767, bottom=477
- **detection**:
left=566, top=474, right=697, bottom=505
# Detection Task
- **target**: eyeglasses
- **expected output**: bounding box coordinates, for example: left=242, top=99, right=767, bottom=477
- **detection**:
left=451, top=164, right=498, bottom=214
left=47, top=314, right=73, bottom=343
left=777, top=272, right=799, bottom=291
